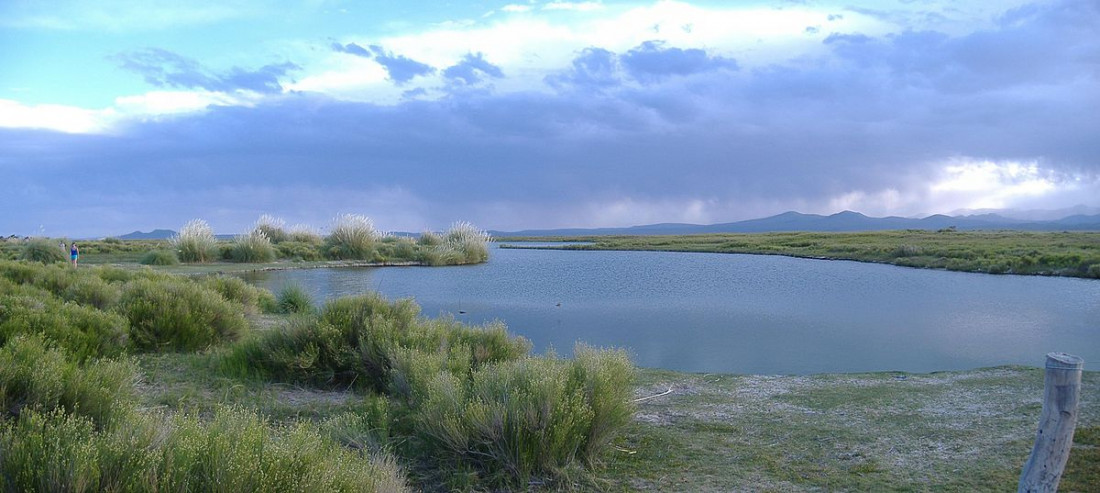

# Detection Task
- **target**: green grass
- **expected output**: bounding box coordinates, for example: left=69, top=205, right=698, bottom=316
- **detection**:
left=501, top=230, right=1100, bottom=279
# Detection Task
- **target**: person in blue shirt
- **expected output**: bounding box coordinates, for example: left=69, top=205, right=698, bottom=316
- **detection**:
left=70, top=243, right=79, bottom=267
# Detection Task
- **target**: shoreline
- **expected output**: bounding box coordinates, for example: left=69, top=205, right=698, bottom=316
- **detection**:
left=497, top=240, right=1100, bottom=280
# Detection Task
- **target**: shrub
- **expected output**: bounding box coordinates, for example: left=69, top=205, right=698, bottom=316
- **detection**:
left=230, top=229, right=277, bottom=263
left=63, top=276, right=121, bottom=310
left=1088, top=264, right=1100, bottom=279
left=407, top=345, right=634, bottom=488
left=254, top=214, right=289, bottom=243
left=228, top=294, right=530, bottom=391
left=287, top=224, right=323, bottom=244
left=324, top=214, right=380, bottom=260
left=275, top=283, right=314, bottom=314
left=276, top=241, right=324, bottom=261
left=21, top=238, right=67, bottom=264
left=201, top=275, right=277, bottom=314
left=139, top=249, right=179, bottom=265
left=0, top=294, right=129, bottom=361
left=391, top=237, right=418, bottom=260
left=170, top=219, right=218, bottom=263
left=0, top=335, right=136, bottom=425
left=417, top=231, right=443, bottom=247
left=119, top=278, right=249, bottom=351
left=0, top=407, right=411, bottom=493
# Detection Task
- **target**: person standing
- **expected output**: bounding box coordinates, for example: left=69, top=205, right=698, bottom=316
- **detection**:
left=70, top=242, right=79, bottom=267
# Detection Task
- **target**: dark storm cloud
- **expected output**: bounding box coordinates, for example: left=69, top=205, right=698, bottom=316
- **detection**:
left=4, top=0, right=1098, bottom=237
left=443, top=53, right=504, bottom=85
left=113, top=48, right=298, bottom=94
left=331, top=42, right=436, bottom=83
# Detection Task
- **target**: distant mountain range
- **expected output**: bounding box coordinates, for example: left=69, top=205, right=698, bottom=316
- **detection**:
left=112, top=210, right=1100, bottom=240
left=491, top=210, right=1100, bottom=237
left=116, top=229, right=176, bottom=240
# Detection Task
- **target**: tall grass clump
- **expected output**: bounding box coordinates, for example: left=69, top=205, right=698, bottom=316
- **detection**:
left=21, top=238, right=67, bottom=264
left=170, top=219, right=218, bottom=263
left=421, top=222, right=492, bottom=266
left=324, top=214, right=380, bottom=260
left=254, top=214, right=289, bottom=243
left=139, top=249, right=179, bottom=265
left=0, top=335, right=136, bottom=425
left=119, top=278, right=248, bottom=351
left=275, top=283, right=314, bottom=314
left=230, top=229, right=277, bottom=263
left=0, top=407, right=411, bottom=492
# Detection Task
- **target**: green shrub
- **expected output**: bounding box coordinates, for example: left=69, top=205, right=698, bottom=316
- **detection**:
left=139, top=249, right=179, bottom=265
left=228, top=294, right=530, bottom=391
left=417, top=231, right=443, bottom=247
left=94, top=265, right=137, bottom=283
left=407, top=345, right=634, bottom=488
left=170, top=219, right=218, bottom=263
left=391, top=237, right=418, bottom=260
left=0, top=294, right=129, bottom=361
left=0, top=260, right=39, bottom=284
left=63, top=276, right=122, bottom=310
left=254, top=214, right=289, bottom=243
left=276, top=240, right=324, bottom=261
left=230, top=229, right=277, bottom=263
left=1088, top=264, right=1100, bottom=278
left=0, top=335, right=136, bottom=425
left=119, top=278, right=249, bottom=351
left=324, top=214, right=380, bottom=260
left=276, top=283, right=314, bottom=314
left=0, top=407, right=411, bottom=493
left=21, top=238, right=67, bottom=264
left=201, top=275, right=277, bottom=314
left=287, top=224, right=323, bottom=244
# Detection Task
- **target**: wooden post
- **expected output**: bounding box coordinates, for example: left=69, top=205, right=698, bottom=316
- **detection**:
left=1018, top=352, right=1084, bottom=493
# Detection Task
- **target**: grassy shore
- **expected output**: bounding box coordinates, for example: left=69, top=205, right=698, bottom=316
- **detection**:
left=499, top=230, right=1100, bottom=279
left=2, top=253, right=1097, bottom=491
left=137, top=346, right=1099, bottom=491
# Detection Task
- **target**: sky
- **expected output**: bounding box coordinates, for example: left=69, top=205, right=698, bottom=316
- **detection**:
left=2, top=0, right=1099, bottom=238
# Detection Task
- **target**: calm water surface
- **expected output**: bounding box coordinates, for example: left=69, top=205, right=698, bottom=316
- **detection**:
left=242, top=247, right=1100, bottom=375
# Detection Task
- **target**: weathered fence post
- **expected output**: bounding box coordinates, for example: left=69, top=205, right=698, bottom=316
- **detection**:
left=1018, top=352, right=1084, bottom=493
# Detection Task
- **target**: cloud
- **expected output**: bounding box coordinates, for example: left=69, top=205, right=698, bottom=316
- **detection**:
left=3, top=0, right=1099, bottom=237
left=331, top=43, right=437, bottom=84
left=545, top=47, right=620, bottom=89
left=619, top=40, right=738, bottom=82
left=113, top=48, right=298, bottom=94
left=443, top=53, right=505, bottom=85
left=546, top=41, right=737, bottom=89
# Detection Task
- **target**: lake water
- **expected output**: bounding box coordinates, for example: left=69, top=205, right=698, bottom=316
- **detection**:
left=241, top=246, right=1100, bottom=375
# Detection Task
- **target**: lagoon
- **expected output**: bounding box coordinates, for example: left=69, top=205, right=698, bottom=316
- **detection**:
left=242, top=246, right=1100, bottom=375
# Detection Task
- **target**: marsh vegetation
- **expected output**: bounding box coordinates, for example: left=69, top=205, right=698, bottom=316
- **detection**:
left=0, top=214, right=494, bottom=269
left=0, top=259, right=633, bottom=491
left=501, top=230, right=1100, bottom=279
